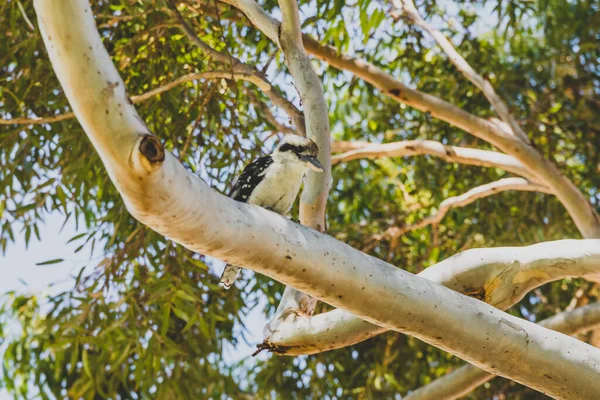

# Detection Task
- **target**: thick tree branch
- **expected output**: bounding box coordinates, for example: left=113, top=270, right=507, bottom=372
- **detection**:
left=34, top=2, right=600, bottom=397
left=331, top=140, right=538, bottom=181
left=405, top=302, right=600, bottom=400
left=393, top=0, right=530, bottom=143
left=263, top=240, right=600, bottom=356
left=370, top=178, right=551, bottom=246
left=218, top=0, right=600, bottom=238
left=305, top=38, right=600, bottom=239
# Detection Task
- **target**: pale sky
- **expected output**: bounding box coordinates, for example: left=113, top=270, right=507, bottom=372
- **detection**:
left=1, top=213, right=82, bottom=399
left=0, top=211, right=267, bottom=398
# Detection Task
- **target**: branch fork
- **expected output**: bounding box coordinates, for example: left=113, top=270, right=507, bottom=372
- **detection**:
left=32, top=1, right=600, bottom=398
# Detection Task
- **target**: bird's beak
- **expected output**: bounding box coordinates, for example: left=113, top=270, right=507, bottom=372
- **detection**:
left=301, top=155, right=324, bottom=172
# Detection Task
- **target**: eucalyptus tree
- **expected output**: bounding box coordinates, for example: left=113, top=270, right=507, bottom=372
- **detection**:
left=1, top=0, right=599, bottom=399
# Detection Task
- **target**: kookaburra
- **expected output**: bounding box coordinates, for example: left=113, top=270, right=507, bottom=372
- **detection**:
left=220, top=134, right=323, bottom=289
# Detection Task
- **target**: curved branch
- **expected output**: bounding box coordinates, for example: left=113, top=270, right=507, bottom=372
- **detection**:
left=373, top=178, right=551, bottom=245
left=136, top=71, right=263, bottom=99
left=331, top=140, right=538, bottom=181
left=330, top=140, right=371, bottom=153
left=34, top=2, right=600, bottom=397
left=405, top=302, right=600, bottom=400
left=393, top=0, right=529, bottom=143
left=264, top=239, right=600, bottom=355
left=304, top=36, right=600, bottom=238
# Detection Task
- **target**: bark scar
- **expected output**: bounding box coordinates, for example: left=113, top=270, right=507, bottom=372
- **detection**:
left=139, top=134, right=165, bottom=163
left=101, top=81, right=120, bottom=99
left=500, top=318, right=529, bottom=339
left=252, top=341, right=292, bottom=356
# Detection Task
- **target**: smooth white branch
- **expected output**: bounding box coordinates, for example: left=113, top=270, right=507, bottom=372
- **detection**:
left=276, top=0, right=331, bottom=231
left=331, top=140, right=538, bottom=182
left=34, top=1, right=600, bottom=398
left=264, top=240, right=600, bottom=355
left=405, top=302, right=600, bottom=400
left=220, top=0, right=600, bottom=238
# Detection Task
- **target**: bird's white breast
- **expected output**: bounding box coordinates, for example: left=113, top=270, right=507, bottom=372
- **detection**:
left=247, top=161, right=307, bottom=214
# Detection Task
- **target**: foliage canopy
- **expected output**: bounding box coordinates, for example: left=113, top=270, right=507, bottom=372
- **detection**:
left=1, top=0, right=599, bottom=398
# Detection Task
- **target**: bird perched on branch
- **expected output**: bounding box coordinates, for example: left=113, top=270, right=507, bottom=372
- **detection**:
left=220, top=134, right=324, bottom=289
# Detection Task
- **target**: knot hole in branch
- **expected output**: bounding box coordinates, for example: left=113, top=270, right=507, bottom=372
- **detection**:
left=139, top=134, right=165, bottom=164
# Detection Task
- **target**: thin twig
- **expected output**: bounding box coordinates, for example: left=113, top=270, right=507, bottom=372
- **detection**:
left=169, top=0, right=239, bottom=66
left=365, top=177, right=551, bottom=252
left=16, top=0, right=35, bottom=31
left=180, top=84, right=218, bottom=158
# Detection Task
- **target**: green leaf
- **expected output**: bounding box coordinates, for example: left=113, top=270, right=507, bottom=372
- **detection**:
left=112, top=343, right=131, bottom=368
left=197, top=318, right=211, bottom=339
left=36, top=258, right=64, bottom=266
left=68, top=342, right=80, bottom=374
left=174, top=290, right=197, bottom=303
left=171, top=306, right=190, bottom=323
left=33, top=224, right=40, bottom=241
left=24, top=227, right=31, bottom=248
left=82, top=349, right=92, bottom=378
left=66, top=232, right=87, bottom=244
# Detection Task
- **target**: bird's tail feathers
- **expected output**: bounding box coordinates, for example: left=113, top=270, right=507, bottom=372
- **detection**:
left=220, top=264, right=241, bottom=289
